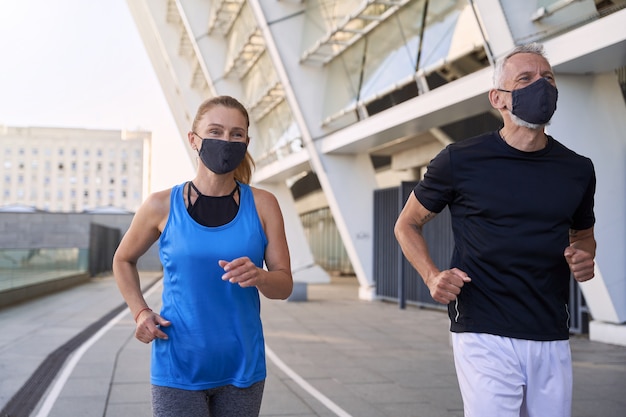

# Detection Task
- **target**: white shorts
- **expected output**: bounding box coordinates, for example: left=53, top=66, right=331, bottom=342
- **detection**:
left=451, top=332, right=572, bottom=417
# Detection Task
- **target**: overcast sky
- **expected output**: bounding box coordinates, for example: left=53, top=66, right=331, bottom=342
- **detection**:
left=0, top=0, right=194, bottom=192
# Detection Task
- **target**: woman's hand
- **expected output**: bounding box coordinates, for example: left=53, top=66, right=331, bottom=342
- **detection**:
left=219, top=257, right=261, bottom=288
left=135, top=310, right=171, bottom=344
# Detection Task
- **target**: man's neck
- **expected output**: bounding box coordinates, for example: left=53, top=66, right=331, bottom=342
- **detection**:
left=499, top=125, right=547, bottom=152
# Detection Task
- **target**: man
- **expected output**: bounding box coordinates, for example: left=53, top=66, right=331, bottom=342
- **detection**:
left=394, top=43, right=596, bottom=417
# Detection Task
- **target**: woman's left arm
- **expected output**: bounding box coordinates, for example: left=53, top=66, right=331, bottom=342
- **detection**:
left=220, top=187, right=293, bottom=299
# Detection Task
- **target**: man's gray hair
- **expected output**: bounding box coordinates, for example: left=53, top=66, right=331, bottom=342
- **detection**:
left=493, top=43, right=548, bottom=88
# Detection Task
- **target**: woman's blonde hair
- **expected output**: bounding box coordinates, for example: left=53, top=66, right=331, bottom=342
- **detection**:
left=191, top=96, right=255, bottom=184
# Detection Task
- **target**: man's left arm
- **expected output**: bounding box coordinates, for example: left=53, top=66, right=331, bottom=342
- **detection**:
left=565, top=227, right=596, bottom=282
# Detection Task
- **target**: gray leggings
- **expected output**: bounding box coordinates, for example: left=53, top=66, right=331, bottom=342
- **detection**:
left=151, top=381, right=265, bottom=417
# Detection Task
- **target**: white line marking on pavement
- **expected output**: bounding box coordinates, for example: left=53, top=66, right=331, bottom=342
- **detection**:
left=34, top=281, right=163, bottom=417
left=33, top=279, right=352, bottom=417
left=265, top=344, right=354, bottom=417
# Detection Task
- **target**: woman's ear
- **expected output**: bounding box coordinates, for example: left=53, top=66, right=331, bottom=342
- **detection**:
left=188, top=131, right=197, bottom=150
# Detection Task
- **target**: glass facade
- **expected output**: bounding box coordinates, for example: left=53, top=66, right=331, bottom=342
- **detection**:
left=301, top=207, right=354, bottom=275
left=297, top=0, right=487, bottom=130
left=217, top=2, right=303, bottom=169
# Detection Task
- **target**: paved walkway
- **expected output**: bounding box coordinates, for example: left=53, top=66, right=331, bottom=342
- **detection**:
left=1, top=272, right=625, bottom=417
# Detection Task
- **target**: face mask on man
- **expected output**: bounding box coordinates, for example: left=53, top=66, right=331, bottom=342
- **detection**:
left=498, top=78, right=558, bottom=125
left=196, top=136, right=247, bottom=174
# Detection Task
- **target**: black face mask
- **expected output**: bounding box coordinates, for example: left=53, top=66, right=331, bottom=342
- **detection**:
left=197, top=137, right=247, bottom=174
left=498, top=78, right=558, bottom=125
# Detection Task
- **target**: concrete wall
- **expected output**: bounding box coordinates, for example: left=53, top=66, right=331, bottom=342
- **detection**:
left=0, top=211, right=162, bottom=271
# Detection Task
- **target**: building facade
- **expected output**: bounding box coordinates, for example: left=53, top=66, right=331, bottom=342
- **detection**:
left=0, top=126, right=151, bottom=212
left=126, top=0, right=626, bottom=345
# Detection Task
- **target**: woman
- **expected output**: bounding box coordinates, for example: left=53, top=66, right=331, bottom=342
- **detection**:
left=113, top=95, right=293, bottom=417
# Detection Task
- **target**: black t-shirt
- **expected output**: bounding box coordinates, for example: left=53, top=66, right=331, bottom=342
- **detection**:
left=414, top=131, right=595, bottom=340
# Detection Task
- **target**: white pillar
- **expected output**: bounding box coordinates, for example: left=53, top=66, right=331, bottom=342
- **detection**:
left=314, top=152, right=378, bottom=300
left=471, top=0, right=515, bottom=60
left=258, top=182, right=330, bottom=284
left=548, top=72, right=626, bottom=345
left=249, top=0, right=377, bottom=299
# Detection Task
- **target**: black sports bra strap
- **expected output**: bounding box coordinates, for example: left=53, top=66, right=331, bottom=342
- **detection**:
left=187, top=181, right=198, bottom=208
left=228, top=183, right=239, bottom=197
left=188, top=181, right=238, bottom=199
left=189, top=181, right=202, bottom=196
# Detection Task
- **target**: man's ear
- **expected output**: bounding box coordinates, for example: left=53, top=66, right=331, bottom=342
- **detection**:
left=489, top=88, right=507, bottom=110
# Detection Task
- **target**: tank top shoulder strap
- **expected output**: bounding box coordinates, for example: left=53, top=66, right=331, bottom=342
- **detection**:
left=168, top=183, right=186, bottom=219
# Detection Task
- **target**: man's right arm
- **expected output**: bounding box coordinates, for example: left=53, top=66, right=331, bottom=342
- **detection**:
left=394, top=192, right=470, bottom=305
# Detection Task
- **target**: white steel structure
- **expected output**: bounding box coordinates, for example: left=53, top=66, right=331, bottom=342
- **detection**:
left=126, top=0, right=626, bottom=344
left=0, top=126, right=151, bottom=213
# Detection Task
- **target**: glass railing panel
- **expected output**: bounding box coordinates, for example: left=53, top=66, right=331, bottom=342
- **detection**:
left=0, top=248, right=88, bottom=292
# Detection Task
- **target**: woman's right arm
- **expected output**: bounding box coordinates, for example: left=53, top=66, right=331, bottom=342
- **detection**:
left=113, top=189, right=171, bottom=342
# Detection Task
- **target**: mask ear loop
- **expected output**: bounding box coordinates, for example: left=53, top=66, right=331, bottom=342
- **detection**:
left=496, top=88, right=512, bottom=111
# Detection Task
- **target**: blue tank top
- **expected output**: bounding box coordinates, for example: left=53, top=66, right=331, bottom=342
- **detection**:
left=152, top=182, right=268, bottom=390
